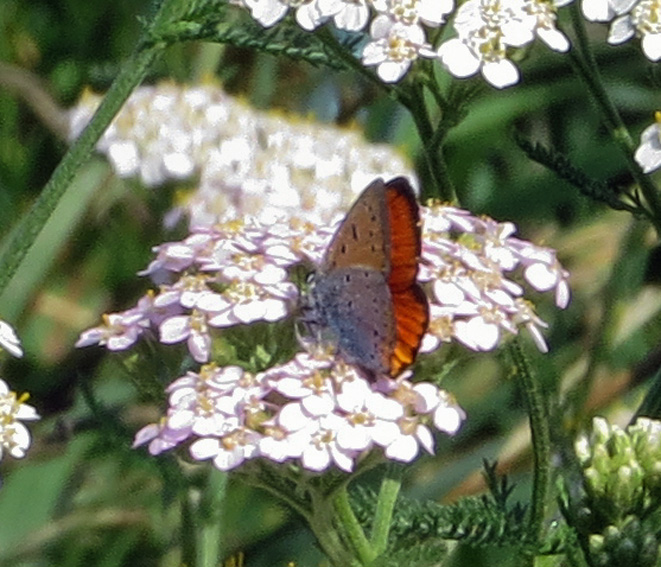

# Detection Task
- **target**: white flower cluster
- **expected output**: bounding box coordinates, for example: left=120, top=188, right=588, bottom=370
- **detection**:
left=233, top=0, right=571, bottom=87
left=583, top=0, right=661, bottom=60
left=68, top=84, right=416, bottom=228
left=0, top=378, right=39, bottom=462
left=439, top=0, right=572, bottom=88
left=420, top=202, right=570, bottom=353
left=133, top=354, right=465, bottom=472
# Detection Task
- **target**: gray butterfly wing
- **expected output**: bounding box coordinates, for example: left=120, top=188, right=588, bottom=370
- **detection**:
left=311, top=267, right=395, bottom=376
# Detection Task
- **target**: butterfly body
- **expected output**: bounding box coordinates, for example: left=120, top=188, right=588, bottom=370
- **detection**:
left=307, top=177, right=429, bottom=378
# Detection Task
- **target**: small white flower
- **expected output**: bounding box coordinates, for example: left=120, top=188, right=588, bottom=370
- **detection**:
left=75, top=311, right=149, bottom=351
left=608, top=0, right=661, bottom=59
left=322, top=0, right=371, bottom=30
left=362, top=17, right=436, bottom=82
left=0, top=320, right=23, bottom=358
left=0, top=379, right=40, bottom=461
left=244, top=0, right=329, bottom=29
left=582, top=0, right=635, bottom=20
left=635, top=112, right=661, bottom=173
left=523, top=0, right=572, bottom=52
left=159, top=309, right=212, bottom=363
left=438, top=0, right=538, bottom=88
left=190, top=428, right=261, bottom=470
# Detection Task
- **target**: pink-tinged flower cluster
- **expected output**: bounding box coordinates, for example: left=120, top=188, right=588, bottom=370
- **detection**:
left=419, top=202, right=570, bottom=354
left=76, top=219, right=317, bottom=363
left=133, top=353, right=465, bottom=472
left=0, top=320, right=23, bottom=358
left=0, top=378, right=39, bottom=462
left=77, top=183, right=570, bottom=362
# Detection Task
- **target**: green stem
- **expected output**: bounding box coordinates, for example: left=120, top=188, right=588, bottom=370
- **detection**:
left=181, top=490, right=198, bottom=567
left=197, top=470, right=228, bottom=567
left=0, top=43, right=161, bottom=300
left=509, top=340, right=551, bottom=550
left=398, top=83, right=457, bottom=203
left=309, top=491, right=362, bottom=567
left=333, top=487, right=375, bottom=565
left=317, top=27, right=391, bottom=92
left=569, top=4, right=661, bottom=233
left=370, top=474, right=401, bottom=556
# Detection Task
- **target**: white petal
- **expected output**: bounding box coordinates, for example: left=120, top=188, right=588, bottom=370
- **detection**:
left=385, top=435, right=419, bottom=461
left=608, top=16, right=635, bottom=44
left=190, top=437, right=221, bottom=460
left=438, top=39, right=481, bottom=78
left=378, top=60, right=411, bottom=83
left=538, top=28, right=571, bottom=52
left=581, top=0, right=614, bottom=21
left=302, top=444, right=332, bottom=471
left=481, top=59, right=520, bottom=89
left=159, top=316, right=190, bottom=343
left=642, top=34, right=661, bottom=61
left=433, top=404, right=464, bottom=434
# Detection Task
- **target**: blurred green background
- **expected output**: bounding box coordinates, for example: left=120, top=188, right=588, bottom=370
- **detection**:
left=1, top=0, right=661, bottom=565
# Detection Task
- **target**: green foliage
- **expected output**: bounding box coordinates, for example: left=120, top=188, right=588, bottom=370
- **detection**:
left=513, top=131, right=639, bottom=214
left=349, top=463, right=530, bottom=556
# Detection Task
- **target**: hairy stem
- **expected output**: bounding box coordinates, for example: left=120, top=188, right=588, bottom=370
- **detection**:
left=509, top=341, right=551, bottom=549
left=370, top=474, right=401, bottom=556
left=333, top=487, right=375, bottom=565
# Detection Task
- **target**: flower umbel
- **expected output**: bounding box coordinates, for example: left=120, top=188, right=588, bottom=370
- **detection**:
left=419, top=202, right=570, bottom=354
left=69, top=84, right=416, bottom=228
left=134, top=354, right=465, bottom=472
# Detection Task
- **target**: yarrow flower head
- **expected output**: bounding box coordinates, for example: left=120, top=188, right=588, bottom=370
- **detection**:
left=0, top=378, right=39, bottom=462
left=134, top=353, right=466, bottom=472
left=419, top=201, right=570, bottom=354
left=77, top=190, right=569, bottom=362
left=68, top=84, right=416, bottom=228
left=0, top=320, right=23, bottom=358
left=72, top=179, right=571, bottom=477
left=437, top=0, right=572, bottom=88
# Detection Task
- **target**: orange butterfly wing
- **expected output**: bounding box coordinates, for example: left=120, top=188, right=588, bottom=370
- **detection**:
left=383, top=178, right=429, bottom=375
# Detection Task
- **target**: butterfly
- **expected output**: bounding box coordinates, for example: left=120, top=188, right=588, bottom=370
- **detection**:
left=305, top=177, right=429, bottom=379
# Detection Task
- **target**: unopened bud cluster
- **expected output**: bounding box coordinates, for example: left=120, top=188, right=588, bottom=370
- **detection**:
left=573, top=417, right=661, bottom=566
